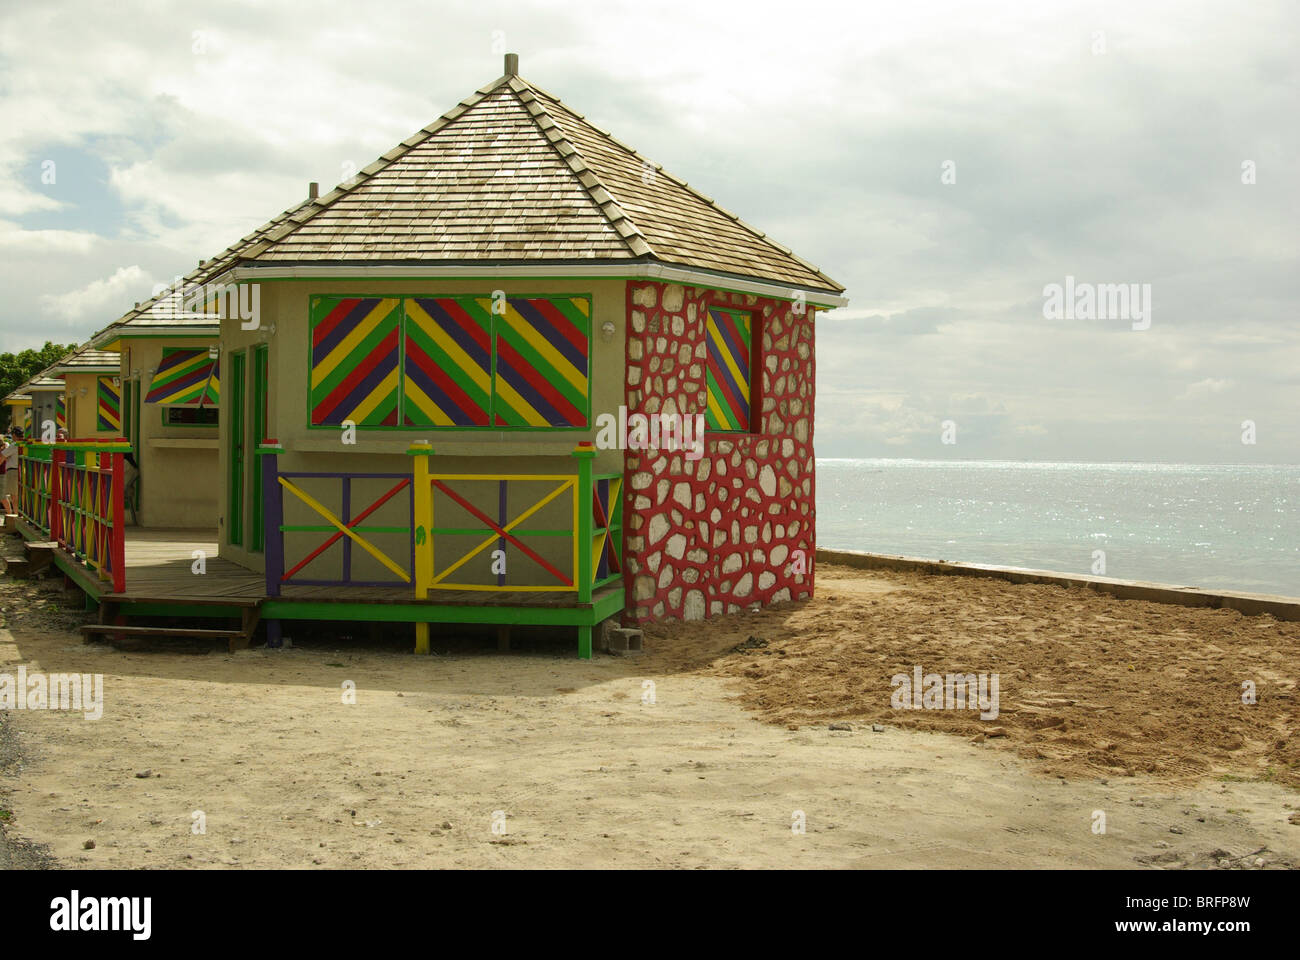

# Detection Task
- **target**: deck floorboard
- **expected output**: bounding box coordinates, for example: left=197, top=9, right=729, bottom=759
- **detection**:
left=99, top=528, right=617, bottom=611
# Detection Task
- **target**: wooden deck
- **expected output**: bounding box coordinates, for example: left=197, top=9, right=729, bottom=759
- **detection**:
left=65, top=528, right=623, bottom=624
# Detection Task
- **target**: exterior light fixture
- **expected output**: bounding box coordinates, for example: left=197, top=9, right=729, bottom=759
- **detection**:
left=601, top=320, right=616, bottom=341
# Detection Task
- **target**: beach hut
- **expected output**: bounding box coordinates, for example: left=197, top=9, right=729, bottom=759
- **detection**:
left=21, top=372, right=65, bottom=439
left=87, top=295, right=221, bottom=527
left=202, top=54, right=845, bottom=652
left=47, top=345, right=121, bottom=439
left=4, top=390, right=31, bottom=433
left=10, top=55, right=845, bottom=658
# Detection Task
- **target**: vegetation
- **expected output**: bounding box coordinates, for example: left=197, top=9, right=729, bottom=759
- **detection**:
left=0, top=342, right=78, bottom=427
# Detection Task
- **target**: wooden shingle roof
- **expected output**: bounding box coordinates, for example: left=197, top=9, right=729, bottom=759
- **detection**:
left=50, top=345, right=119, bottom=375
left=239, top=71, right=843, bottom=294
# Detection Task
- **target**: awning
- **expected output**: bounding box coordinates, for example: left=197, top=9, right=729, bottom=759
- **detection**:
left=145, top=347, right=220, bottom=406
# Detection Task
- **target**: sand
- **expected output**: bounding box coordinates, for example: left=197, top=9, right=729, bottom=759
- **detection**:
left=0, top=561, right=1297, bottom=869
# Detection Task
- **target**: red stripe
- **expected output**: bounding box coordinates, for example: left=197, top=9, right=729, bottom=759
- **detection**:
left=314, top=328, right=398, bottom=422
left=714, top=309, right=750, bottom=380
left=312, top=298, right=361, bottom=348
left=707, top=350, right=744, bottom=421
left=437, top=298, right=491, bottom=354
left=496, top=338, right=584, bottom=425
left=283, top=479, right=409, bottom=581
left=531, top=298, right=588, bottom=360
left=405, top=340, right=489, bottom=426
left=432, top=480, right=573, bottom=586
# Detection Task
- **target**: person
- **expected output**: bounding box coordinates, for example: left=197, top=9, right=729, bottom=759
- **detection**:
left=1, top=431, right=19, bottom=516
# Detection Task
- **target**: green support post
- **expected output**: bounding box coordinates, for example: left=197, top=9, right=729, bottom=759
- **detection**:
left=572, top=442, right=596, bottom=659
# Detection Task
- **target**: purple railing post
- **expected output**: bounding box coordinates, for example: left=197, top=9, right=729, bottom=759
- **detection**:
left=259, top=440, right=284, bottom=648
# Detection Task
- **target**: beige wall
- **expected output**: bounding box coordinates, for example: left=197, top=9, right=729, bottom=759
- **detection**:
left=218, top=277, right=627, bottom=583
left=119, top=337, right=221, bottom=529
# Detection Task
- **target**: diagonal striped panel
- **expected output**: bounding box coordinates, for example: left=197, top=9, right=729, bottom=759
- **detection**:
left=146, top=347, right=220, bottom=406
left=96, top=377, right=121, bottom=432
left=492, top=296, right=590, bottom=428
left=705, top=306, right=752, bottom=431
left=310, top=296, right=402, bottom=426
left=56, top=394, right=66, bottom=430
left=403, top=298, right=492, bottom=427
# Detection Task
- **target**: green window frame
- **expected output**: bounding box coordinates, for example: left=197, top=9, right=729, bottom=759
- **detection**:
left=704, top=305, right=756, bottom=433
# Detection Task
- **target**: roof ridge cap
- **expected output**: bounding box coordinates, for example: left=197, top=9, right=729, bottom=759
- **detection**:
left=525, top=83, right=840, bottom=290
left=509, top=81, right=654, bottom=260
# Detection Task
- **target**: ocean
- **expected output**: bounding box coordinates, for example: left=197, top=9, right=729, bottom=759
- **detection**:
left=815, top=460, right=1299, bottom=598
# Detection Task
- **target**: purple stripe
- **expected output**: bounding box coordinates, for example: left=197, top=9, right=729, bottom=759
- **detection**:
left=415, top=298, right=490, bottom=371
left=707, top=325, right=749, bottom=421
left=495, top=355, right=564, bottom=425
left=508, top=298, right=587, bottom=373
left=403, top=360, right=481, bottom=426
left=314, top=299, right=383, bottom=364
left=317, top=347, right=397, bottom=424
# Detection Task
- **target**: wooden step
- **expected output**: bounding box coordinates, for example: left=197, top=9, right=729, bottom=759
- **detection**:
left=23, top=541, right=57, bottom=575
left=81, top=623, right=251, bottom=653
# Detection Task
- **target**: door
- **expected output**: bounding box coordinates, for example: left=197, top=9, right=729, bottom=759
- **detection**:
left=228, top=350, right=246, bottom=546
left=251, top=344, right=268, bottom=551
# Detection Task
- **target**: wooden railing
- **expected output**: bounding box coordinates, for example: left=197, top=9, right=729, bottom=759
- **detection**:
left=17, top=440, right=128, bottom=592
left=258, top=441, right=413, bottom=596
left=407, top=442, right=621, bottom=600
left=16, top=442, right=54, bottom=536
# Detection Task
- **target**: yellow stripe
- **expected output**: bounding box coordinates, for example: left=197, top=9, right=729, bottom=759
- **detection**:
left=493, top=377, right=550, bottom=428
left=425, top=583, right=577, bottom=593
left=502, top=305, right=585, bottom=393
left=278, top=477, right=410, bottom=583
left=403, top=379, right=455, bottom=427
left=706, top=388, right=731, bottom=428
left=347, top=366, right=399, bottom=424
left=407, top=300, right=491, bottom=394
left=429, top=478, right=574, bottom=587
left=312, top=299, right=396, bottom=385
left=707, top=315, right=748, bottom=401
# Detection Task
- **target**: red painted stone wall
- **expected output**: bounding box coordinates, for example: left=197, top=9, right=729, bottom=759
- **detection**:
left=623, top=280, right=815, bottom=623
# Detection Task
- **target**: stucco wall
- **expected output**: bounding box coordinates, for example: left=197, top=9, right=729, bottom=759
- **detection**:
left=218, top=276, right=627, bottom=585
left=623, top=281, right=816, bottom=623
left=119, top=338, right=221, bottom=529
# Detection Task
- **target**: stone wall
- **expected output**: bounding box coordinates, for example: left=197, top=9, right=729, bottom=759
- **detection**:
left=623, top=280, right=816, bottom=623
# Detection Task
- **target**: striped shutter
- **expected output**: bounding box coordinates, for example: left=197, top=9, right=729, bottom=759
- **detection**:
left=96, top=377, right=121, bottom=432
left=310, top=297, right=402, bottom=426
left=56, top=394, right=66, bottom=430
left=403, top=298, right=492, bottom=426
left=145, top=348, right=219, bottom=406
left=705, top=306, right=753, bottom=431
left=492, top=296, right=590, bottom=428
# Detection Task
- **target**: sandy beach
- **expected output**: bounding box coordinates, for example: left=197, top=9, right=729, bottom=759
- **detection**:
left=1, top=562, right=1297, bottom=869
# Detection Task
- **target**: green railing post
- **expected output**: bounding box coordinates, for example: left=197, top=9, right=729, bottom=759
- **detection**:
left=572, top=442, right=596, bottom=660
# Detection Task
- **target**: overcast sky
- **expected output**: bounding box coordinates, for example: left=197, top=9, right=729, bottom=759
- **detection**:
left=1, top=0, right=1295, bottom=462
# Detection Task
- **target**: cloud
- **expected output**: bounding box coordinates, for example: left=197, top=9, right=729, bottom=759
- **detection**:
left=0, top=0, right=1295, bottom=460
left=39, top=265, right=150, bottom=323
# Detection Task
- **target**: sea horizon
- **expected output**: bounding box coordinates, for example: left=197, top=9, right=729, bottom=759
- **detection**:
left=815, top=458, right=1298, bottom=598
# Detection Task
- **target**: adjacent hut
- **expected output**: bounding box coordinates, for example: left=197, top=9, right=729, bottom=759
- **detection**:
left=200, top=54, right=845, bottom=653
left=88, top=295, right=221, bottom=527
left=48, top=345, right=121, bottom=439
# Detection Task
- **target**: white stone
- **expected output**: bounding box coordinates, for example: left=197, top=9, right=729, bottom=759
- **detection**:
left=665, top=533, right=686, bottom=560
left=758, top=464, right=776, bottom=497
left=648, top=513, right=669, bottom=544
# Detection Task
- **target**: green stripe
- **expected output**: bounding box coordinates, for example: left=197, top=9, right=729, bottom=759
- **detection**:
left=496, top=318, right=585, bottom=412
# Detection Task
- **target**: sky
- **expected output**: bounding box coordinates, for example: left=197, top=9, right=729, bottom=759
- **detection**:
left=0, top=0, right=1295, bottom=463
